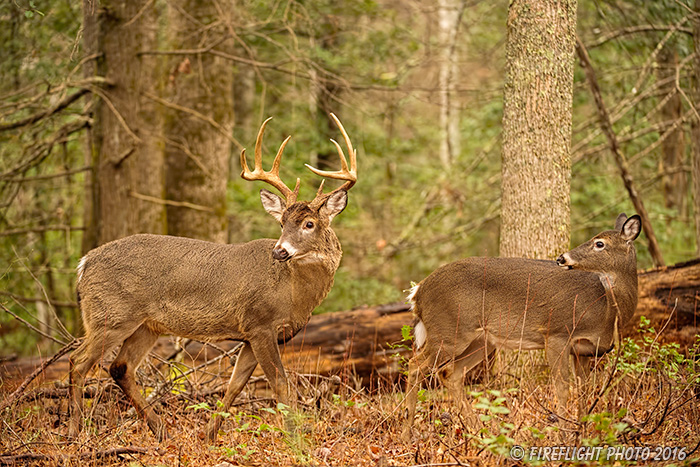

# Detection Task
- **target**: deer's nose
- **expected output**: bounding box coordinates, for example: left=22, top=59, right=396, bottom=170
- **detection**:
left=273, top=247, right=290, bottom=261
left=556, top=254, right=573, bottom=269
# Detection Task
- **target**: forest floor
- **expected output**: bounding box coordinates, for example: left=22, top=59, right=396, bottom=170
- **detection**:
left=1, top=315, right=699, bottom=467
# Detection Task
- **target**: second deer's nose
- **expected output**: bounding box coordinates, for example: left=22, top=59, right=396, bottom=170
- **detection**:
left=273, top=247, right=290, bottom=261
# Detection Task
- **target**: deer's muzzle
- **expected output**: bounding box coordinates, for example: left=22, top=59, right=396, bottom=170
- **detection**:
left=556, top=254, right=573, bottom=269
left=273, top=246, right=291, bottom=261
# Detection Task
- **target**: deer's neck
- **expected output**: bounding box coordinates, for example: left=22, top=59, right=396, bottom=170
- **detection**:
left=599, top=267, right=638, bottom=326
left=288, top=232, right=342, bottom=312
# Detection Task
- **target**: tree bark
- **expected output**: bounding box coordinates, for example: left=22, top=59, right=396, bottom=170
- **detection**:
left=499, top=0, right=576, bottom=259
left=81, top=0, right=166, bottom=251
left=437, top=0, right=463, bottom=169
left=657, top=47, right=686, bottom=213
left=692, top=0, right=700, bottom=255
left=164, top=0, right=233, bottom=243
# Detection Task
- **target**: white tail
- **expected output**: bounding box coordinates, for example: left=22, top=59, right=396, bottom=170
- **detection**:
left=402, top=213, right=642, bottom=439
left=69, top=114, right=358, bottom=442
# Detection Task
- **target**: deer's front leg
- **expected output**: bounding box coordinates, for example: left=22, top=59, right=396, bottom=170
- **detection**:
left=249, top=332, right=295, bottom=430
left=206, top=343, right=258, bottom=442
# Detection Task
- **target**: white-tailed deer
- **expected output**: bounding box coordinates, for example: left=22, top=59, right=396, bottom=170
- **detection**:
left=69, top=114, right=357, bottom=442
left=402, top=213, right=642, bottom=439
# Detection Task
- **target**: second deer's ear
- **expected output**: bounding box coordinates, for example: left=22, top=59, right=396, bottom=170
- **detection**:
left=621, top=215, right=642, bottom=241
left=614, top=213, right=628, bottom=231
left=260, top=189, right=285, bottom=223
left=320, top=190, right=347, bottom=224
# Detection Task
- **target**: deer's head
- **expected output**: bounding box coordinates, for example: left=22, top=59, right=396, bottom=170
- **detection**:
left=241, top=114, right=357, bottom=264
left=556, top=213, right=642, bottom=278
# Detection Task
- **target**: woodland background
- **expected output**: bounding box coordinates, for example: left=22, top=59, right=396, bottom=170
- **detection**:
left=1, top=0, right=699, bottom=356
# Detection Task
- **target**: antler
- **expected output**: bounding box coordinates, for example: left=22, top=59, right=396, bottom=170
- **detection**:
left=306, top=113, right=357, bottom=202
left=240, top=117, right=300, bottom=206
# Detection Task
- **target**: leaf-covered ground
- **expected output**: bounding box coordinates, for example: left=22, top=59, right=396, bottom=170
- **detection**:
left=1, top=322, right=699, bottom=466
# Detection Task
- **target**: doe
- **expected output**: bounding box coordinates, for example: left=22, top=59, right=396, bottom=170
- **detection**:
left=402, top=213, right=642, bottom=439
left=69, top=114, right=357, bottom=442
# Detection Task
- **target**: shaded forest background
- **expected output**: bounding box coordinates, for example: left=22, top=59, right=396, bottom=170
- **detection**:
left=1, top=0, right=699, bottom=356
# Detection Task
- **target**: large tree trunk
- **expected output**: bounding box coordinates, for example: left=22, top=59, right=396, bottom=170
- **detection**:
left=164, top=1, right=233, bottom=243
left=82, top=0, right=166, bottom=251
left=657, top=47, right=686, bottom=214
left=692, top=0, right=700, bottom=255
left=499, top=0, right=577, bottom=259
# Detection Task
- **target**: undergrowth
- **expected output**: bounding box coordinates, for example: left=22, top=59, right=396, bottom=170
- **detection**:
left=1, top=317, right=698, bottom=466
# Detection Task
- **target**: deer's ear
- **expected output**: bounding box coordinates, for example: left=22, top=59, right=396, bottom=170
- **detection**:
left=621, top=215, right=642, bottom=241
left=614, top=213, right=628, bottom=231
left=260, top=189, right=285, bottom=223
left=320, top=190, right=347, bottom=224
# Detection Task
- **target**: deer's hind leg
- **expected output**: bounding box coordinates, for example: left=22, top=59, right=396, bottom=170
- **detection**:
left=401, top=340, right=461, bottom=441
left=440, top=335, right=494, bottom=428
left=545, top=338, right=573, bottom=417
left=109, top=325, right=162, bottom=439
left=69, top=326, right=129, bottom=437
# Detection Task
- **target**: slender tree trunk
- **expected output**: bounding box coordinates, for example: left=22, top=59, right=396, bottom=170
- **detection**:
left=499, top=0, right=577, bottom=259
left=657, top=47, right=686, bottom=213
left=437, top=0, right=463, bottom=169
left=164, top=0, right=232, bottom=243
left=82, top=0, right=165, bottom=251
left=692, top=0, right=700, bottom=254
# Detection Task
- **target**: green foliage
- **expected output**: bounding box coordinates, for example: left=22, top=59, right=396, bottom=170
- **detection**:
left=468, top=389, right=516, bottom=458
left=581, top=408, right=631, bottom=446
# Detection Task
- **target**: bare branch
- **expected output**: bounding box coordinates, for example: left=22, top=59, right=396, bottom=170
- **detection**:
left=0, top=334, right=78, bottom=412
left=129, top=191, right=215, bottom=213
left=576, top=35, right=665, bottom=267
left=587, top=24, right=693, bottom=49
left=0, top=225, right=85, bottom=237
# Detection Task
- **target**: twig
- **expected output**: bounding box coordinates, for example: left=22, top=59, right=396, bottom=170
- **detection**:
left=575, top=35, right=665, bottom=267
left=0, top=89, right=90, bottom=132
left=11, top=247, right=73, bottom=341
left=2, top=166, right=91, bottom=183
left=129, top=191, right=215, bottom=213
left=1, top=303, right=66, bottom=345
left=0, top=225, right=85, bottom=237
left=142, top=91, right=242, bottom=151
left=0, top=339, right=79, bottom=412
left=587, top=24, right=693, bottom=48
left=0, top=446, right=150, bottom=465
left=0, top=290, right=77, bottom=309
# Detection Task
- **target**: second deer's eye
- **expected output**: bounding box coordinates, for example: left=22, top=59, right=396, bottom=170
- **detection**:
left=594, top=240, right=605, bottom=249
left=305, top=221, right=315, bottom=229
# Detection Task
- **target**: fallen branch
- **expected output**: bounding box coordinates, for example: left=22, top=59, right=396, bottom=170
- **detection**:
left=0, top=446, right=150, bottom=465
left=0, top=338, right=79, bottom=412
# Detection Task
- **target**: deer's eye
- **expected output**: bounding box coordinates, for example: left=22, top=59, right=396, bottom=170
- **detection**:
left=304, top=221, right=315, bottom=229
left=594, top=240, right=605, bottom=249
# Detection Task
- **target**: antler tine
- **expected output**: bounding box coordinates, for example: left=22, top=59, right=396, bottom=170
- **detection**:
left=240, top=117, right=299, bottom=205
left=305, top=113, right=357, bottom=194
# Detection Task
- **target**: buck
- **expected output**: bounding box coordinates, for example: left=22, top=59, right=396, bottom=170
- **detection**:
left=402, top=214, right=642, bottom=439
left=69, top=114, right=357, bottom=442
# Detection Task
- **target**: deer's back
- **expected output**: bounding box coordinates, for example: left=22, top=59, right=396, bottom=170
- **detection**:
left=414, top=257, right=610, bottom=347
